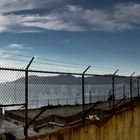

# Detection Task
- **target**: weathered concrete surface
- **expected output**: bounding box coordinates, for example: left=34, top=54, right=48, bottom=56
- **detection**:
left=21, top=101, right=140, bottom=140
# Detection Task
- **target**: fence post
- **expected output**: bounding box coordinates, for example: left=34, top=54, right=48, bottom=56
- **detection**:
left=130, top=72, right=135, bottom=104
left=123, top=85, right=125, bottom=105
left=89, top=90, right=92, bottom=107
left=48, top=99, right=49, bottom=106
left=108, top=90, right=111, bottom=111
left=57, top=99, right=59, bottom=106
left=75, top=98, right=77, bottom=105
left=82, top=66, right=90, bottom=124
left=24, top=57, right=34, bottom=138
left=67, top=98, right=68, bottom=105
left=37, top=100, right=39, bottom=108
left=112, top=69, right=119, bottom=113
left=137, top=77, right=140, bottom=97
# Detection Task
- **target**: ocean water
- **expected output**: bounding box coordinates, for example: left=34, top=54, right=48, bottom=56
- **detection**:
left=0, top=83, right=136, bottom=109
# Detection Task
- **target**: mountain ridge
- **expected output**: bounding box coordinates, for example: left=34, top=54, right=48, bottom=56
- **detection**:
left=14, top=74, right=131, bottom=85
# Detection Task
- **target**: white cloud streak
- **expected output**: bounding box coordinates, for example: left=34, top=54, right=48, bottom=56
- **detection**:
left=7, top=43, right=32, bottom=50
left=6, top=43, right=32, bottom=50
left=0, top=2, right=140, bottom=32
left=0, top=49, right=20, bottom=58
left=0, top=0, right=65, bottom=13
left=7, top=43, right=24, bottom=49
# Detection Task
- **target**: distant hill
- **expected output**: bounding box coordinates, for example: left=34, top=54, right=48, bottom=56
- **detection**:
left=14, top=74, right=131, bottom=85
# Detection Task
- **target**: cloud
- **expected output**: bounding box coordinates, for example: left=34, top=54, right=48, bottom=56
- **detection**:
left=0, top=49, right=20, bottom=58
left=0, top=13, right=85, bottom=32
left=22, top=15, right=85, bottom=32
left=7, top=43, right=32, bottom=50
left=0, top=2, right=140, bottom=32
left=114, top=3, right=140, bottom=25
left=7, top=43, right=24, bottom=49
left=0, top=14, right=9, bottom=32
left=65, top=4, right=140, bottom=32
left=0, top=0, right=65, bottom=13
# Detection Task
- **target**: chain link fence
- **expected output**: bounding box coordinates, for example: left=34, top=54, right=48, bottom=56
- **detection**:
left=0, top=66, right=139, bottom=139
left=28, top=72, right=82, bottom=108
left=0, top=69, right=25, bottom=136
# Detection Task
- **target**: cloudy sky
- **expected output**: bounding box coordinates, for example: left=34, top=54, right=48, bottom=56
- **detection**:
left=0, top=0, right=140, bottom=75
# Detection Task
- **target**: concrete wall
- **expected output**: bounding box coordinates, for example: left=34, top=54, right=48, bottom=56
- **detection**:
left=22, top=102, right=140, bottom=140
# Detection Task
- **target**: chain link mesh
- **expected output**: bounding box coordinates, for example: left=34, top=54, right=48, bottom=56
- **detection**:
left=28, top=72, right=82, bottom=109
left=0, top=67, right=139, bottom=138
left=0, top=69, right=25, bottom=135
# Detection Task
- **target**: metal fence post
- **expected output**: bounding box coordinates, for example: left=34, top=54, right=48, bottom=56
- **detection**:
left=130, top=72, right=135, bottom=104
left=108, top=90, right=111, bottom=111
left=123, top=85, right=125, bottom=105
left=57, top=99, right=59, bottom=105
left=75, top=98, right=77, bottom=105
left=89, top=90, right=92, bottom=107
left=112, top=69, right=119, bottom=112
left=48, top=99, right=50, bottom=106
left=24, top=57, right=34, bottom=138
left=137, top=77, right=139, bottom=97
left=82, top=66, right=90, bottom=124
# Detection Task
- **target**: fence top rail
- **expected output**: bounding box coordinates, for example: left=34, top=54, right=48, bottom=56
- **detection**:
left=0, top=67, right=138, bottom=79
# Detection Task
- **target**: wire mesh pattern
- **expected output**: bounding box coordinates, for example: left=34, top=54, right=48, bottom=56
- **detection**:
left=28, top=72, right=82, bottom=108
left=0, top=65, right=139, bottom=138
left=0, top=69, right=25, bottom=136
left=0, top=70, right=25, bottom=107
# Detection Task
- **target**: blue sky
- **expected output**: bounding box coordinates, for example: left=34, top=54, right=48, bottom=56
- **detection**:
left=0, top=0, right=140, bottom=75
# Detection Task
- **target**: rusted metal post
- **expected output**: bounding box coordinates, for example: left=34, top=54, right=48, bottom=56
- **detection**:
left=112, top=69, right=119, bottom=112
left=82, top=66, right=90, bottom=124
left=24, top=57, right=34, bottom=138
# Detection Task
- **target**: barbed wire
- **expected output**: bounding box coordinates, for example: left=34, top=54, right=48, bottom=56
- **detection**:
left=0, top=52, right=139, bottom=75
left=30, top=65, right=83, bottom=73
left=0, top=56, right=29, bottom=63
left=0, top=55, right=114, bottom=71
left=0, top=51, right=115, bottom=69
left=32, top=61, right=85, bottom=69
